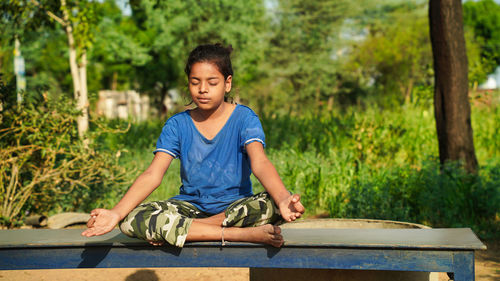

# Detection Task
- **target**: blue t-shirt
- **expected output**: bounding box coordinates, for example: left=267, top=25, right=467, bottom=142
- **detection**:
left=154, top=104, right=266, bottom=214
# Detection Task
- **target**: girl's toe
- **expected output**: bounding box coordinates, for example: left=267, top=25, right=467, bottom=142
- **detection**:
left=273, top=225, right=281, bottom=234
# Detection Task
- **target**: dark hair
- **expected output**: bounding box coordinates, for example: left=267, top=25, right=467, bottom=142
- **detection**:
left=184, top=43, right=233, bottom=80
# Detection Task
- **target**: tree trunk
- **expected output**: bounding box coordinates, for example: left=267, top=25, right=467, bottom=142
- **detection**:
left=62, top=1, right=80, bottom=101
left=327, top=96, right=334, bottom=111
left=429, top=0, right=478, bottom=173
left=111, top=71, right=118, bottom=90
left=77, top=51, right=89, bottom=137
left=61, top=0, right=88, bottom=138
left=404, top=78, right=414, bottom=104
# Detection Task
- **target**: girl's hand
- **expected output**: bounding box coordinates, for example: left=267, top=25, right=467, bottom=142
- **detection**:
left=81, top=208, right=121, bottom=237
left=278, top=194, right=305, bottom=222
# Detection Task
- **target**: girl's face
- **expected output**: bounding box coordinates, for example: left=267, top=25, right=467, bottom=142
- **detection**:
left=188, top=62, right=232, bottom=112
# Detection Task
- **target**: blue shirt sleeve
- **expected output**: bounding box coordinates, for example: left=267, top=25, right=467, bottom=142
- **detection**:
left=240, top=108, right=266, bottom=149
left=154, top=117, right=180, bottom=158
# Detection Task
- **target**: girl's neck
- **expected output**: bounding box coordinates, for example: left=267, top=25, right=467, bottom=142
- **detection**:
left=192, top=102, right=234, bottom=121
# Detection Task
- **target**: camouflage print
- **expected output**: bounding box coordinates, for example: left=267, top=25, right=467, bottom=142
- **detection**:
left=119, top=199, right=207, bottom=247
left=222, top=192, right=283, bottom=227
left=119, top=192, right=282, bottom=248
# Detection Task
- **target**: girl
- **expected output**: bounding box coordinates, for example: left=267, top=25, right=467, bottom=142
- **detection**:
left=82, top=44, right=305, bottom=248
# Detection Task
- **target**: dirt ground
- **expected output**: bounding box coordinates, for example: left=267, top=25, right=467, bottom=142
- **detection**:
left=0, top=268, right=248, bottom=281
left=0, top=239, right=497, bottom=281
left=474, top=239, right=500, bottom=281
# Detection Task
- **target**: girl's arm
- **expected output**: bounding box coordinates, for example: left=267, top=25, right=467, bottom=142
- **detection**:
left=82, top=152, right=174, bottom=237
left=246, top=142, right=305, bottom=222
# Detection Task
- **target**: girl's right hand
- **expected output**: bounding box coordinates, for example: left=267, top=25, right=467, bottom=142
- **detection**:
left=278, top=194, right=305, bottom=222
left=81, top=208, right=121, bottom=237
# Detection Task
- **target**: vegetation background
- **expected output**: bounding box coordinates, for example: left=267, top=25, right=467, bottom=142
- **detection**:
left=0, top=0, right=499, bottom=238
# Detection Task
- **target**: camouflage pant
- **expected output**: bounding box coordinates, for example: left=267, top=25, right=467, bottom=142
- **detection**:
left=119, top=192, right=282, bottom=247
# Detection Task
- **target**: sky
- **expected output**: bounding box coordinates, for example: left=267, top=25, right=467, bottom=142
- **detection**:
left=116, top=0, right=132, bottom=16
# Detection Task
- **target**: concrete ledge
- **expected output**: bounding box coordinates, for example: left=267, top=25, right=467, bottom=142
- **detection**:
left=0, top=228, right=486, bottom=281
left=0, top=228, right=486, bottom=250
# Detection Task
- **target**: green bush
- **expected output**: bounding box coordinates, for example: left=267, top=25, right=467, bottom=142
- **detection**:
left=261, top=104, right=438, bottom=166
left=94, top=118, right=164, bottom=152
left=332, top=161, right=499, bottom=238
left=0, top=91, right=127, bottom=226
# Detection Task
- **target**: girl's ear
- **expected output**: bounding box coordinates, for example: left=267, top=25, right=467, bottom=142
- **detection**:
left=225, top=75, right=232, bottom=93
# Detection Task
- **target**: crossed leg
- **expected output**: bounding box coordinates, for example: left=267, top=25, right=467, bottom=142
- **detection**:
left=187, top=214, right=283, bottom=247
left=122, top=192, right=283, bottom=247
left=150, top=213, right=283, bottom=247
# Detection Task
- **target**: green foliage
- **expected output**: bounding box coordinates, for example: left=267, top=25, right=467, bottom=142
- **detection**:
left=5, top=0, right=490, bottom=114
left=336, top=0, right=491, bottom=107
left=0, top=0, right=57, bottom=37
left=345, top=3, right=432, bottom=105
left=0, top=0, right=57, bottom=87
left=89, top=0, right=151, bottom=92
left=0, top=84, right=127, bottom=226
left=335, top=161, right=499, bottom=238
left=0, top=0, right=102, bottom=99
left=119, top=149, right=182, bottom=205
left=471, top=103, right=500, bottom=161
left=265, top=102, right=499, bottom=238
left=127, top=0, right=270, bottom=103
left=262, top=104, right=437, bottom=166
left=253, top=0, right=356, bottom=114
left=463, top=0, right=500, bottom=76
left=22, top=29, right=72, bottom=96
left=94, top=118, right=163, bottom=152
left=66, top=0, right=100, bottom=54
left=465, top=27, right=491, bottom=87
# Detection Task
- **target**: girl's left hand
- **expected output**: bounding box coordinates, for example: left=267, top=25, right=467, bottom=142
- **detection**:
left=81, top=208, right=121, bottom=237
left=278, top=194, right=305, bottom=222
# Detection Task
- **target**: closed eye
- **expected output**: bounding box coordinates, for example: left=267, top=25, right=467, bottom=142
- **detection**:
left=208, top=78, right=219, bottom=86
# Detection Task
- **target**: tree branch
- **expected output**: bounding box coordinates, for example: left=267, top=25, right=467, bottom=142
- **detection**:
left=29, top=0, right=67, bottom=27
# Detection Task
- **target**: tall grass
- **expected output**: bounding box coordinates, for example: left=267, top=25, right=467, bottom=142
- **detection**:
left=102, top=100, right=500, bottom=238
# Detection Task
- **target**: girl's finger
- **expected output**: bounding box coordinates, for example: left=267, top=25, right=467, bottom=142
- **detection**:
left=294, top=201, right=306, bottom=213
left=82, top=229, right=95, bottom=237
left=86, top=217, right=95, bottom=228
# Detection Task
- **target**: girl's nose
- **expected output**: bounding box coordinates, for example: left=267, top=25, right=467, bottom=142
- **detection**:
left=199, top=82, right=208, bottom=93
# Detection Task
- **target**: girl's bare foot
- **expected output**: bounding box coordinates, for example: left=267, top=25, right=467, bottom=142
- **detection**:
left=229, top=224, right=283, bottom=247
left=255, top=224, right=284, bottom=247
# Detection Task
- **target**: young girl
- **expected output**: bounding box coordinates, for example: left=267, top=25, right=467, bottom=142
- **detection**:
left=82, top=43, right=305, bottom=248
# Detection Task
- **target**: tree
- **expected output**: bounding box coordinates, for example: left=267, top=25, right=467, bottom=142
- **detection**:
left=342, top=1, right=486, bottom=106
left=0, top=0, right=57, bottom=94
left=429, top=0, right=478, bottom=173
left=89, top=0, right=151, bottom=92
left=262, top=0, right=356, bottom=114
left=128, top=0, right=270, bottom=111
left=346, top=3, right=433, bottom=105
left=28, top=0, right=98, bottom=138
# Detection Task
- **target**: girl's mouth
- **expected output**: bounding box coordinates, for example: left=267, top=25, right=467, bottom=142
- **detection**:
left=197, top=98, right=210, bottom=103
